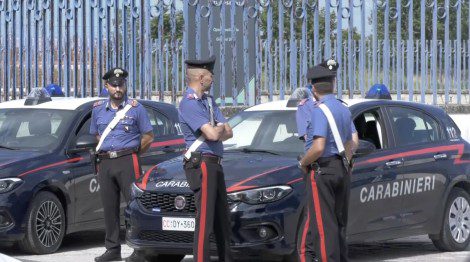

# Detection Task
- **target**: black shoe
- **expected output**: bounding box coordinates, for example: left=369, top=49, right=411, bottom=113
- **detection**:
left=95, top=249, right=122, bottom=262
left=125, top=251, right=147, bottom=262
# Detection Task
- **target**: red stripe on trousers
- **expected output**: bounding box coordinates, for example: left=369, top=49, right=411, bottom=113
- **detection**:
left=198, top=162, right=208, bottom=262
left=310, top=170, right=327, bottom=262
left=300, top=211, right=310, bottom=262
left=132, top=154, right=141, bottom=180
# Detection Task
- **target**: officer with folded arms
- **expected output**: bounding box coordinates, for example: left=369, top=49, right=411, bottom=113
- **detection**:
left=91, top=68, right=154, bottom=262
left=297, top=59, right=356, bottom=262
left=179, top=56, right=234, bottom=262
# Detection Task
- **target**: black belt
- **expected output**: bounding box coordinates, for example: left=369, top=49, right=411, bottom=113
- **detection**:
left=97, top=148, right=137, bottom=159
left=314, top=155, right=342, bottom=166
left=201, top=154, right=222, bottom=165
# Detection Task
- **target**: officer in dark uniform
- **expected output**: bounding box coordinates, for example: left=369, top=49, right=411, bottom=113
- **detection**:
left=297, top=60, right=356, bottom=262
left=91, top=67, right=154, bottom=262
left=179, top=56, right=234, bottom=262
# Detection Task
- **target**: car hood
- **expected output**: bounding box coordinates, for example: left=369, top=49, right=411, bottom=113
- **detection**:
left=0, top=150, right=49, bottom=178
left=141, top=151, right=302, bottom=193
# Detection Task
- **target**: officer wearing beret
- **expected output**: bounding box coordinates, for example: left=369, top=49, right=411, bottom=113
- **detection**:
left=91, top=67, right=154, bottom=262
left=179, top=56, right=234, bottom=262
left=297, top=59, right=357, bottom=262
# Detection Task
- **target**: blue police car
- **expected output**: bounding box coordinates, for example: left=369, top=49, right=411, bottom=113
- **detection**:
left=0, top=88, right=185, bottom=254
left=125, top=98, right=470, bottom=261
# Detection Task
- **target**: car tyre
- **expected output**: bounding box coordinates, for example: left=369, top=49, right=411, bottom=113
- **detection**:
left=431, top=187, right=470, bottom=251
left=18, top=191, right=66, bottom=254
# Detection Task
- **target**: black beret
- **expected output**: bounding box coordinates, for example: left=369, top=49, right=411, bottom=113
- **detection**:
left=185, top=55, right=216, bottom=73
left=102, top=67, right=128, bottom=86
left=307, top=59, right=339, bottom=83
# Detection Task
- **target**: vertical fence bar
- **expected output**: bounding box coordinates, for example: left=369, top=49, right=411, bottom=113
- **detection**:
left=325, top=0, right=331, bottom=58
left=81, top=0, right=86, bottom=97
left=395, top=0, right=401, bottom=100
left=348, top=0, right=353, bottom=98
left=336, top=0, right=343, bottom=98
left=445, top=0, right=450, bottom=104
left=300, top=1, right=307, bottom=88
left=267, top=1, right=273, bottom=100
left=230, top=0, right=237, bottom=105
left=432, top=1, right=438, bottom=104
left=383, top=0, right=390, bottom=89
left=456, top=0, right=462, bottom=104
left=19, top=0, right=24, bottom=97
left=219, top=1, right=225, bottom=105
left=170, top=0, right=176, bottom=103
left=406, top=0, right=413, bottom=101
left=278, top=0, right=284, bottom=99
left=11, top=0, right=16, bottom=99
left=359, top=0, right=365, bottom=97
left=372, top=0, right=378, bottom=85
left=289, top=2, right=297, bottom=92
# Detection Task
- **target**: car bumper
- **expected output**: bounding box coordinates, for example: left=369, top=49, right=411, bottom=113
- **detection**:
left=125, top=190, right=302, bottom=259
left=0, top=193, right=29, bottom=243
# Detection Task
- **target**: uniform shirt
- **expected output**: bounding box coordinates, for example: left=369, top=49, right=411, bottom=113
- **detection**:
left=90, top=98, right=153, bottom=152
left=305, top=94, right=357, bottom=157
left=179, top=88, right=227, bottom=157
left=296, top=98, right=315, bottom=152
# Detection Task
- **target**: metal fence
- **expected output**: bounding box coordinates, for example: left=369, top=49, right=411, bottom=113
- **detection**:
left=0, top=0, right=469, bottom=105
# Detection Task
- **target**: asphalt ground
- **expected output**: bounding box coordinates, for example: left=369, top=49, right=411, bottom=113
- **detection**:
left=1, top=232, right=469, bottom=262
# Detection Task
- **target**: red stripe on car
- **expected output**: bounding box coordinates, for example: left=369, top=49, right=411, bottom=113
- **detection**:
left=18, top=157, right=83, bottom=178
left=139, top=165, right=158, bottom=190
left=227, top=166, right=291, bottom=192
left=150, top=138, right=185, bottom=148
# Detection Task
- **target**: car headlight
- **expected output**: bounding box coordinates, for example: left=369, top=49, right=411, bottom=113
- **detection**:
left=0, top=178, right=23, bottom=194
left=131, top=182, right=144, bottom=199
left=227, top=185, right=292, bottom=205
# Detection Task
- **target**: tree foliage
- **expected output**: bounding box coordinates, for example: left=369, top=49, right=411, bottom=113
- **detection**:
left=374, top=0, right=469, bottom=40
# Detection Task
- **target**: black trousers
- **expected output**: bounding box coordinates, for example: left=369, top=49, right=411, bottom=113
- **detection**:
left=298, top=158, right=350, bottom=262
left=184, top=160, right=233, bottom=262
left=98, top=153, right=142, bottom=251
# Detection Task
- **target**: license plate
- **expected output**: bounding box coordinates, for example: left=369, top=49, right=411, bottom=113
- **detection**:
left=162, top=217, right=195, bottom=232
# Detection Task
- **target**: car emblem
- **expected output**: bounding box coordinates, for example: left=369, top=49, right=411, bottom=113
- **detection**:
left=174, top=196, right=186, bottom=210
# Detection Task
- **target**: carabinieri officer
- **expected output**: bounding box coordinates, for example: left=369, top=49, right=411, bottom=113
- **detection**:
left=179, top=56, right=234, bottom=262
left=297, top=59, right=356, bottom=262
left=91, top=67, right=154, bottom=262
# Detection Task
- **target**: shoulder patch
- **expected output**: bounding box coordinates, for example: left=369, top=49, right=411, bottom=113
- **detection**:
left=93, top=100, right=104, bottom=108
left=186, top=93, right=195, bottom=100
left=131, top=99, right=139, bottom=107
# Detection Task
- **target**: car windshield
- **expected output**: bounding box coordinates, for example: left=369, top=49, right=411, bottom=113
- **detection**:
left=224, top=111, right=304, bottom=156
left=0, top=109, right=75, bottom=151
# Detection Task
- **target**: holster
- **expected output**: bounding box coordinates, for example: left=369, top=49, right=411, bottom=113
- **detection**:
left=184, top=151, right=202, bottom=169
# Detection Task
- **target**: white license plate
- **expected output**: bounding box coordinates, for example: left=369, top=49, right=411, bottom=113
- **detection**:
left=162, top=217, right=195, bottom=232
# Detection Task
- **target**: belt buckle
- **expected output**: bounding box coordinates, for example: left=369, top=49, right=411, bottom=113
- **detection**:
left=109, top=151, right=118, bottom=159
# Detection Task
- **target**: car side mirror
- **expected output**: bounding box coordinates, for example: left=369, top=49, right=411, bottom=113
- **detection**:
left=68, top=134, right=98, bottom=154
left=354, top=139, right=376, bottom=157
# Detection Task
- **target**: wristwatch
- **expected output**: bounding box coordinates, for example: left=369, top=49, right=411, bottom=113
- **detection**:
left=297, top=161, right=303, bottom=169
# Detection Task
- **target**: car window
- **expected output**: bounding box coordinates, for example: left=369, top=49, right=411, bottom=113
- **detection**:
left=389, top=107, right=441, bottom=146
left=146, top=108, right=176, bottom=137
left=76, top=116, right=91, bottom=137
left=354, top=108, right=385, bottom=149
left=0, top=109, right=75, bottom=150
left=224, top=111, right=303, bottom=155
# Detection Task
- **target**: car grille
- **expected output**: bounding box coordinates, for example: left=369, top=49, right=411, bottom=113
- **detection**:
left=139, top=230, right=216, bottom=246
left=138, top=192, right=196, bottom=213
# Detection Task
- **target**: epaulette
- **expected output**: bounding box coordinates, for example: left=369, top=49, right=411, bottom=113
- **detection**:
left=131, top=99, right=139, bottom=107
left=186, top=93, right=195, bottom=100
left=93, top=100, right=104, bottom=108
left=337, top=98, right=348, bottom=106
left=298, top=98, right=308, bottom=106
left=313, top=101, right=322, bottom=107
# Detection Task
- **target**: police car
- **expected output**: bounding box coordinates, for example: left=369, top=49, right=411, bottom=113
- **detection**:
left=126, top=98, right=470, bottom=261
left=0, top=88, right=185, bottom=254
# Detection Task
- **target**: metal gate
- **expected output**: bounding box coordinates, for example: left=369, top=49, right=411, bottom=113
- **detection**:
left=0, top=0, right=469, bottom=105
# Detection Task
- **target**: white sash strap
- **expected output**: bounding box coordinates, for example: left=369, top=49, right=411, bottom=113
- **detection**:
left=96, top=104, right=133, bottom=152
left=318, top=103, right=345, bottom=154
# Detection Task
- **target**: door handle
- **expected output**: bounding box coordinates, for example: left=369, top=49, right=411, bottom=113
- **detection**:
left=385, top=160, right=403, bottom=168
left=433, top=153, right=448, bottom=160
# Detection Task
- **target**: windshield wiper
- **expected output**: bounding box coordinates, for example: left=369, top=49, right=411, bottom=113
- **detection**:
left=241, top=147, right=280, bottom=155
left=0, top=144, right=18, bottom=150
